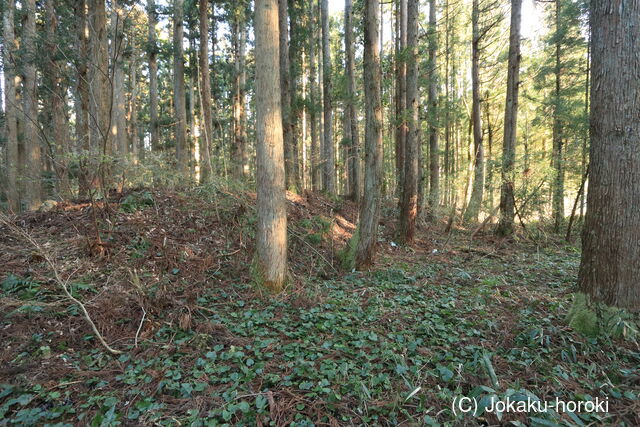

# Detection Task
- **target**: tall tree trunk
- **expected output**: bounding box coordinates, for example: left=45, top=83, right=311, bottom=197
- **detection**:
left=464, top=0, right=484, bottom=223
left=173, top=0, right=189, bottom=174
left=427, top=0, right=439, bottom=218
left=198, top=0, right=213, bottom=182
left=399, top=0, right=419, bottom=244
left=356, top=0, right=383, bottom=269
left=344, top=0, right=361, bottom=202
left=254, top=0, right=287, bottom=291
left=89, top=0, right=111, bottom=188
left=288, top=2, right=303, bottom=191
left=279, top=0, right=296, bottom=191
left=128, top=52, right=140, bottom=163
left=22, top=0, right=42, bottom=209
left=578, top=0, right=640, bottom=310
left=552, top=0, right=564, bottom=232
left=496, top=0, right=522, bottom=236
left=45, top=0, right=71, bottom=198
left=111, top=0, right=127, bottom=164
left=309, top=6, right=321, bottom=191
left=147, top=0, right=160, bottom=151
left=321, top=0, right=335, bottom=193
left=394, top=0, right=407, bottom=198
left=232, top=13, right=248, bottom=179
left=75, top=0, right=91, bottom=197
left=3, top=0, right=19, bottom=211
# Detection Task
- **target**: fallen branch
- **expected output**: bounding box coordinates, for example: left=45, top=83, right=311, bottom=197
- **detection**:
left=0, top=214, right=123, bottom=355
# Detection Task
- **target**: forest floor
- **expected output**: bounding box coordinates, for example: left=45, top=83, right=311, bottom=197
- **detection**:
left=0, top=186, right=638, bottom=426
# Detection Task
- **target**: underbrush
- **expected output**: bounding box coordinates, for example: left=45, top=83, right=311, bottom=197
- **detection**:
left=0, top=188, right=638, bottom=426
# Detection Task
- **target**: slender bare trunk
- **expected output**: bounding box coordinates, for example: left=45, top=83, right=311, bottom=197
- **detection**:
left=399, top=0, right=419, bottom=244
left=75, top=0, right=91, bottom=197
left=45, top=0, right=71, bottom=198
left=3, top=0, right=19, bottom=211
left=254, top=0, right=287, bottom=291
left=147, top=0, right=160, bottom=151
left=321, top=0, right=335, bottom=193
left=232, top=13, right=248, bottom=179
left=279, top=0, right=297, bottom=192
left=111, top=0, right=127, bottom=164
left=464, top=0, right=484, bottom=223
left=309, top=7, right=321, bottom=191
left=173, top=0, right=188, bottom=174
left=199, top=0, right=213, bottom=182
left=497, top=0, right=522, bottom=236
left=552, top=0, right=564, bottom=232
left=22, top=0, right=42, bottom=209
left=356, top=0, right=383, bottom=269
left=89, top=0, right=111, bottom=188
left=344, top=0, right=361, bottom=202
left=394, top=0, right=407, bottom=198
left=427, top=0, right=439, bottom=219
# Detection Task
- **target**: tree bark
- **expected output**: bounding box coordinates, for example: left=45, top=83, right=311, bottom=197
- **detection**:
left=321, top=0, right=335, bottom=194
left=344, top=0, right=361, bottom=202
left=496, top=0, right=522, bottom=236
left=464, top=0, right=484, bottom=223
left=74, top=0, right=91, bottom=197
left=3, top=0, right=19, bottom=211
left=356, top=0, right=383, bottom=269
left=552, top=0, right=564, bottom=232
left=279, top=0, right=297, bottom=192
left=111, top=0, right=127, bottom=163
left=399, top=0, right=419, bottom=244
left=232, top=11, right=248, bottom=179
left=254, top=0, right=288, bottom=291
left=199, top=0, right=214, bottom=182
left=22, top=0, right=42, bottom=209
left=578, top=0, right=640, bottom=310
left=309, top=5, right=321, bottom=191
left=45, top=0, right=71, bottom=198
left=394, top=0, right=407, bottom=198
left=89, top=0, right=111, bottom=188
left=147, top=0, right=160, bottom=151
left=173, top=0, right=189, bottom=174
left=427, top=0, right=439, bottom=219
left=128, top=52, right=141, bottom=163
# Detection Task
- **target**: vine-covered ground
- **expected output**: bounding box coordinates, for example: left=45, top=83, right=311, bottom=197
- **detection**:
left=1, top=187, right=638, bottom=426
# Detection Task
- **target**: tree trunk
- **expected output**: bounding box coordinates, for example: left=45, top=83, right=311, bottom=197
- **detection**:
left=254, top=0, right=287, bottom=292
left=111, top=0, right=127, bottom=164
left=89, top=0, right=111, bottom=188
left=173, top=0, right=189, bottom=174
left=552, top=0, right=564, bottom=232
left=496, top=0, right=522, bottom=236
left=74, top=0, right=91, bottom=197
left=232, top=12, right=248, bottom=179
left=578, top=0, right=640, bottom=310
left=399, top=0, right=419, bottom=244
left=309, top=6, right=321, bottom=191
left=129, top=54, right=141, bottom=162
left=394, top=0, right=407, bottom=198
left=464, top=0, right=484, bottom=223
left=199, top=0, right=214, bottom=182
left=321, top=0, right=335, bottom=194
left=147, top=0, right=160, bottom=151
left=279, top=0, right=297, bottom=192
left=356, top=0, right=383, bottom=269
left=427, top=0, right=439, bottom=219
left=344, top=0, right=361, bottom=202
left=22, top=0, right=42, bottom=209
left=3, top=0, right=19, bottom=211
